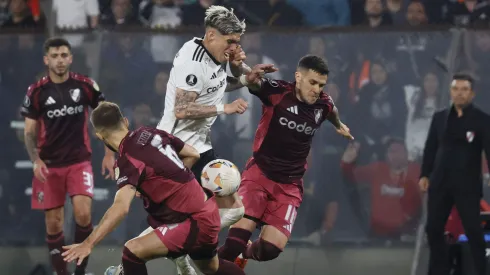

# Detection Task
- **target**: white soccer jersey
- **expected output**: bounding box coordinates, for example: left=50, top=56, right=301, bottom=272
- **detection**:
left=157, top=37, right=228, bottom=153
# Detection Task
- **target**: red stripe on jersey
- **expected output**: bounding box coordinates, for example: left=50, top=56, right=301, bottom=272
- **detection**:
left=81, top=84, right=93, bottom=103
left=83, top=108, right=91, bottom=154
left=37, top=116, right=46, bottom=148
left=70, top=72, right=95, bottom=85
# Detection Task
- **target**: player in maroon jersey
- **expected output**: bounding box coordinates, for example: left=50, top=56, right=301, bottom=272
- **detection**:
left=218, top=55, right=353, bottom=267
left=20, top=38, right=115, bottom=275
left=62, top=102, right=246, bottom=275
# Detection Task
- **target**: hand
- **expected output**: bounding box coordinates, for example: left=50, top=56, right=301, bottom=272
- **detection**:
left=33, top=159, right=49, bottom=183
left=419, top=177, right=429, bottom=192
left=62, top=242, right=93, bottom=266
left=228, top=45, right=246, bottom=69
left=342, top=142, right=360, bottom=163
left=245, top=64, right=279, bottom=84
left=102, top=154, right=115, bottom=180
left=336, top=122, right=354, bottom=140
left=224, top=98, right=248, bottom=115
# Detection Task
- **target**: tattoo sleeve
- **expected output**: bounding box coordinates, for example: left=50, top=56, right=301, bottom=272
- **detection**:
left=24, top=118, right=40, bottom=161
left=229, top=62, right=252, bottom=77
left=327, top=107, right=342, bottom=129
left=174, top=89, right=218, bottom=119
left=225, top=76, right=245, bottom=92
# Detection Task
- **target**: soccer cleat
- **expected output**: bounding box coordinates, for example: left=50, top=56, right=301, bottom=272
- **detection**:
left=104, top=264, right=123, bottom=275
left=172, top=255, right=197, bottom=275
left=234, top=254, right=248, bottom=270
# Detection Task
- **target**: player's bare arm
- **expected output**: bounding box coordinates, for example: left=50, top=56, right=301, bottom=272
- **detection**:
left=242, top=64, right=279, bottom=91
left=62, top=184, right=137, bottom=264
left=174, top=88, right=248, bottom=118
left=327, top=107, right=354, bottom=140
left=24, top=117, right=40, bottom=162
left=178, top=143, right=201, bottom=169
left=174, top=88, right=219, bottom=119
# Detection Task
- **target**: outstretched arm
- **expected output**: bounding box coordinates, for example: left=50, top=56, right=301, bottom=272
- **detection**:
left=327, top=107, right=354, bottom=140
left=24, top=117, right=40, bottom=162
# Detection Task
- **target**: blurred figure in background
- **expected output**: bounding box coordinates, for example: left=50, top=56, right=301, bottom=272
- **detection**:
left=362, top=0, right=393, bottom=27
left=139, top=0, right=181, bottom=29
left=2, top=0, right=38, bottom=28
left=341, top=138, right=422, bottom=238
left=405, top=0, right=428, bottom=26
left=288, top=0, right=350, bottom=26
left=101, top=0, right=139, bottom=28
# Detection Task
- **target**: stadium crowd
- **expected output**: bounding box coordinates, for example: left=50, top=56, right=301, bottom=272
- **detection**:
left=1, top=0, right=490, bottom=248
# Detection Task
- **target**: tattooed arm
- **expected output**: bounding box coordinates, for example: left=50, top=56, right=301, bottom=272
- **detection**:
left=174, top=88, right=219, bottom=119
left=24, top=117, right=40, bottom=161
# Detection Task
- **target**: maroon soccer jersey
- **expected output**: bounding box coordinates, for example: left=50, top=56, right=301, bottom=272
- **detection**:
left=115, top=127, right=211, bottom=225
left=20, top=73, right=105, bottom=167
left=249, top=78, right=335, bottom=183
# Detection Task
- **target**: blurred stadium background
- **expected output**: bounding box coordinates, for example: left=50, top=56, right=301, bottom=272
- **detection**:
left=2, top=0, right=490, bottom=274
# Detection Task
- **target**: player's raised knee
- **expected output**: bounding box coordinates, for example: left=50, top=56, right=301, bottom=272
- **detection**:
left=124, top=238, right=146, bottom=260
left=253, top=239, right=283, bottom=261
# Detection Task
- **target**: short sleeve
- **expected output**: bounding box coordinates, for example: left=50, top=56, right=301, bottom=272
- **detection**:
left=173, top=61, right=206, bottom=94
left=114, top=153, right=146, bottom=189
left=20, top=85, right=41, bottom=119
left=86, top=78, right=105, bottom=109
left=249, top=78, right=290, bottom=106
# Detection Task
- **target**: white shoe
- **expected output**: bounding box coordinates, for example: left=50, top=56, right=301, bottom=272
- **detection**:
left=104, top=264, right=123, bottom=275
left=172, top=255, right=197, bottom=275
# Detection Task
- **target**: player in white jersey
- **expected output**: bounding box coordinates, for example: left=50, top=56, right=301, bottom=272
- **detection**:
left=105, top=5, right=262, bottom=275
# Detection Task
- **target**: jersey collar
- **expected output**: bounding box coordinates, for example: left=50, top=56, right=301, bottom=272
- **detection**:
left=194, top=38, right=221, bottom=66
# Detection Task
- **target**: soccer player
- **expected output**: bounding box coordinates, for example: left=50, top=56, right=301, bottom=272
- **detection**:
left=218, top=55, right=353, bottom=267
left=20, top=38, right=115, bottom=275
left=62, top=102, right=247, bottom=275
left=155, top=5, right=252, bottom=274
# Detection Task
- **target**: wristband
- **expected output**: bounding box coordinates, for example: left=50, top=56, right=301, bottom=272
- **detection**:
left=239, top=75, right=249, bottom=86
left=216, top=104, right=224, bottom=115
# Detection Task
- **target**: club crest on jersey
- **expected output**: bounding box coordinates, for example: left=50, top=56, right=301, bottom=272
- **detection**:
left=466, top=131, right=475, bottom=143
left=267, top=78, right=279, bottom=87
left=23, top=95, right=30, bottom=107
left=186, top=74, right=198, bottom=86
left=69, top=88, right=81, bottom=102
left=314, top=109, right=323, bottom=124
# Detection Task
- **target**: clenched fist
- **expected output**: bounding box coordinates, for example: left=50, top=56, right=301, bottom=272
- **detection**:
left=224, top=99, right=248, bottom=115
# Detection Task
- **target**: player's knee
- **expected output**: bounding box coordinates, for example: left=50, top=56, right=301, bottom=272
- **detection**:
left=124, top=239, right=146, bottom=260
left=73, top=211, right=91, bottom=226
left=256, top=238, right=283, bottom=261
left=219, top=207, right=245, bottom=229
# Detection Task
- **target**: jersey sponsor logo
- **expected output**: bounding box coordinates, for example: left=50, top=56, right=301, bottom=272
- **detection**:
left=207, top=78, right=226, bottom=94
left=117, top=176, right=128, bottom=185
left=267, top=78, right=279, bottom=87
left=314, top=109, right=323, bottom=123
left=186, top=74, right=198, bottom=86
left=46, top=105, right=84, bottom=118
left=69, top=88, right=81, bottom=102
left=279, top=117, right=318, bottom=136
left=23, top=96, right=30, bottom=107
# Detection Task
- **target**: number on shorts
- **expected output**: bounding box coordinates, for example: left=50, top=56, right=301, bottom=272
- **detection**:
left=83, top=171, right=94, bottom=195
left=283, top=205, right=297, bottom=233
left=151, top=135, right=185, bottom=169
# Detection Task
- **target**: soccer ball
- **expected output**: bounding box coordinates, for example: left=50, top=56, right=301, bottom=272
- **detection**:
left=201, top=159, right=241, bottom=197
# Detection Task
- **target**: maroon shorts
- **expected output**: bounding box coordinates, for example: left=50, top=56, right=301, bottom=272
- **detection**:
left=238, top=160, right=303, bottom=238
left=153, top=196, right=220, bottom=260
left=31, top=161, right=94, bottom=210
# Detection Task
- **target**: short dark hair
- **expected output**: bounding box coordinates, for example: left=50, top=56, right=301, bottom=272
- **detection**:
left=91, top=102, right=125, bottom=133
left=452, top=73, right=474, bottom=89
left=297, top=55, right=329, bottom=75
left=43, top=37, right=71, bottom=54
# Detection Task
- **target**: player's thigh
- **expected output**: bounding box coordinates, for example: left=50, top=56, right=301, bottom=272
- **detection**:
left=262, top=201, right=300, bottom=250
left=66, top=161, right=94, bottom=199
left=125, top=230, right=169, bottom=261
left=32, top=167, right=67, bottom=211
left=138, top=226, right=154, bottom=237
left=192, top=255, right=220, bottom=275
left=153, top=219, right=197, bottom=259
left=238, top=164, right=269, bottom=222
